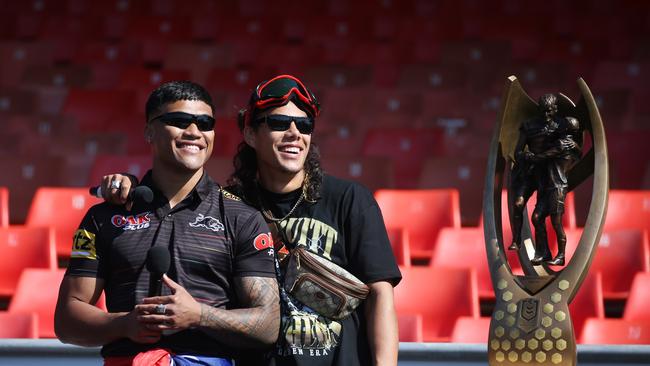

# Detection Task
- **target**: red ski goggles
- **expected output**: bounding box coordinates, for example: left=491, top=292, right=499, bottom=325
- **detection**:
left=252, top=75, right=320, bottom=118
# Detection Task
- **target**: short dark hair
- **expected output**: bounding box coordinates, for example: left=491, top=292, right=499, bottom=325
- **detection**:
left=145, top=80, right=214, bottom=121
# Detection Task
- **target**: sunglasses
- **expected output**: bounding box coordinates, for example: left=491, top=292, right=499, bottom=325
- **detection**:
left=256, top=114, right=315, bottom=134
left=149, top=112, right=215, bottom=131
left=253, top=75, right=320, bottom=118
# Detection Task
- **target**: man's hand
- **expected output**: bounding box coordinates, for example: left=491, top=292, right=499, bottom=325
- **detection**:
left=559, top=139, right=578, bottom=151
left=136, top=275, right=202, bottom=331
left=100, top=173, right=137, bottom=210
left=124, top=309, right=163, bottom=343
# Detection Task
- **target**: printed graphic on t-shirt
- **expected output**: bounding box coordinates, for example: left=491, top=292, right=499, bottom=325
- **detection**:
left=280, top=309, right=341, bottom=355
left=274, top=216, right=343, bottom=358
left=277, top=217, right=338, bottom=260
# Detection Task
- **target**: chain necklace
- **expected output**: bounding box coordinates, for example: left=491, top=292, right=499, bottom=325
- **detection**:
left=259, top=190, right=305, bottom=223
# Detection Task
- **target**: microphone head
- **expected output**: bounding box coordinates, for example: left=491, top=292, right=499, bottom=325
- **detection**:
left=132, top=186, right=154, bottom=204
left=146, top=246, right=170, bottom=275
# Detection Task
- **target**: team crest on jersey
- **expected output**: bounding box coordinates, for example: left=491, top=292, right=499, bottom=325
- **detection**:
left=111, top=212, right=151, bottom=231
left=189, top=214, right=225, bottom=232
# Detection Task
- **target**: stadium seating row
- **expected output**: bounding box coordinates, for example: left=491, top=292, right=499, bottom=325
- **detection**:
left=0, top=184, right=649, bottom=258
left=5, top=267, right=647, bottom=342
left=398, top=272, right=650, bottom=343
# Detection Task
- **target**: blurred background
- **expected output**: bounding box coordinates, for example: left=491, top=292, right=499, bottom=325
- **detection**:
left=0, top=0, right=649, bottom=347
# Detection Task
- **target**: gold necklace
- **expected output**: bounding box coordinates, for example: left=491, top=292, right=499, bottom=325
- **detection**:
left=259, top=190, right=305, bottom=223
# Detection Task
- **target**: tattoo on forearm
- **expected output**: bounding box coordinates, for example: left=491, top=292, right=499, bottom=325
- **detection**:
left=199, top=277, right=280, bottom=346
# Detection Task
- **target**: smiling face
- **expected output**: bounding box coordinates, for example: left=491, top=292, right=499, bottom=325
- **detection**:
left=146, top=100, right=214, bottom=175
left=245, top=101, right=312, bottom=188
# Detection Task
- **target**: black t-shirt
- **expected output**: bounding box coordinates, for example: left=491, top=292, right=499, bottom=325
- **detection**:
left=259, top=174, right=401, bottom=366
left=65, top=171, right=276, bottom=358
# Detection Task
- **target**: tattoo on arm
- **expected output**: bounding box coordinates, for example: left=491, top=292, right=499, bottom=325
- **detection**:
left=198, top=277, right=280, bottom=347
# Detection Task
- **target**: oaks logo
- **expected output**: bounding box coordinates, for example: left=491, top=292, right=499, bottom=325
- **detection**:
left=111, top=212, right=151, bottom=231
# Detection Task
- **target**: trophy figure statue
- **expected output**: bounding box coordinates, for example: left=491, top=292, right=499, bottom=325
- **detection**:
left=483, top=76, right=608, bottom=366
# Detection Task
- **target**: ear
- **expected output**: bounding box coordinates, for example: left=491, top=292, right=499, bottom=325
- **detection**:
left=243, top=125, right=256, bottom=148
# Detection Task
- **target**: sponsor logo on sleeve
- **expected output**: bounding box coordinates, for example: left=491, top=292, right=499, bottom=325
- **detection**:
left=189, top=214, right=225, bottom=232
left=254, top=232, right=273, bottom=250
left=111, top=212, right=151, bottom=231
left=71, top=229, right=97, bottom=259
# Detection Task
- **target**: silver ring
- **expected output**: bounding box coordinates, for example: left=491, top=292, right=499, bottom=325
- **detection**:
left=110, top=180, right=121, bottom=190
left=154, top=304, right=166, bottom=315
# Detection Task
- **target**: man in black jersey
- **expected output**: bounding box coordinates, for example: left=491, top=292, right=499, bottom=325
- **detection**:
left=54, top=81, right=279, bottom=365
left=99, top=75, right=401, bottom=366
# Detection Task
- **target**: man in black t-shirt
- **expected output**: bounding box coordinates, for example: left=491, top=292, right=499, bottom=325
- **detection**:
left=54, top=81, right=279, bottom=365
left=229, top=75, right=402, bottom=366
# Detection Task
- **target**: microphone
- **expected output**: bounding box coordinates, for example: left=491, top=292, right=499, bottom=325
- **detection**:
left=89, top=185, right=154, bottom=204
left=146, top=246, right=171, bottom=297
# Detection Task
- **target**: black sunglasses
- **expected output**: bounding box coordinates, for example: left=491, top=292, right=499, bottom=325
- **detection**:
left=149, top=112, right=215, bottom=131
left=255, top=114, right=315, bottom=134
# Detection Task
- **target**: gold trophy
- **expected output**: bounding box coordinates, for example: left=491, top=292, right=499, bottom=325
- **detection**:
left=483, top=76, right=608, bottom=365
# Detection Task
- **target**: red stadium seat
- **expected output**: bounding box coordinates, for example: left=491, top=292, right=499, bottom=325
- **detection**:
left=0, top=226, right=56, bottom=298
left=163, top=43, right=234, bottom=82
left=25, top=188, right=102, bottom=258
left=0, top=312, right=38, bottom=338
left=386, top=228, right=411, bottom=267
left=420, top=157, right=488, bottom=226
left=8, top=269, right=65, bottom=338
left=565, top=228, right=650, bottom=299
left=0, top=42, right=55, bottom=87
left=394, top=266, right=479, bottom=341
left=0, top=187, right=7, bottom=227
left=451, top=317, right=490, bottom=343
left=604, top=190, right=650, bottom=232
left=431, top=227, right=518, bottom=299
left=21, top=64, right=92, bottom=88
left=320, top=156, right=394, bottom=192
left=0, top=88, right=37, bottom=115
left=87, top=154, right=151, bottom=184
left=580, top=319, right=650, bottom=344
left=62, top=89, right=137, bottom=132
left=398, top=65, right=468, bottom=91
left=370, top=89, right=422, bottom=118
left=623, top=272, right=650, bottom=322
left=570, top=272, right=605, bottom=341
left=363, top=128, right=444, bottom=188
left=117, top=67, right=191, bottom=90
left=0, top=156, right=66, bottom=224
left=375, top=189, right=461, bottom=261
left=72, top=41, right=141, bottom=66
left=304, top=65, right=373, bottom=89
left=398, top=313, right=423, bottom=342
left=592, top=61, right=649, bottom=90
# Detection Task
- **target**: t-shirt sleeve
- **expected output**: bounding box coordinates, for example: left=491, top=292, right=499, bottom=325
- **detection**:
left=346, top=187, right=402, bottom=286
left=65, top=208, right=106, bottom=279
left=232, top=211, right=276, bottom=278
